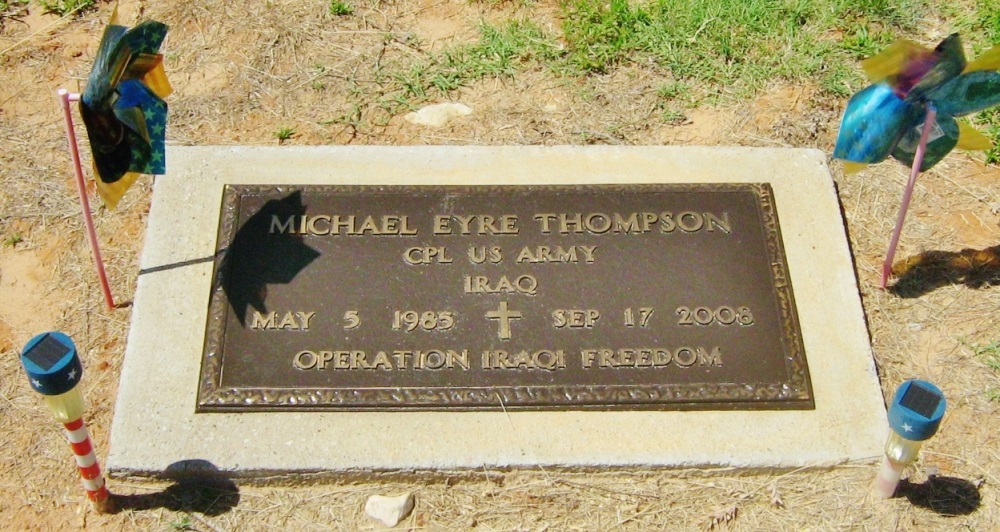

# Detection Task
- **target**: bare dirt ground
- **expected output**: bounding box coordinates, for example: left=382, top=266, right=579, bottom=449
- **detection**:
left=2, top=1, right=999, bottom=530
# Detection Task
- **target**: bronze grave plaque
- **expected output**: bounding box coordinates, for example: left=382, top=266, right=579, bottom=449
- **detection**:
left=197, top=184, right=812, bottom=412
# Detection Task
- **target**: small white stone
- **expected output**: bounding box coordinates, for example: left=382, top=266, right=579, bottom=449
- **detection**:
left=404, top=103, right=473, bottom=127
left=365, top=492, right=415, bottom=527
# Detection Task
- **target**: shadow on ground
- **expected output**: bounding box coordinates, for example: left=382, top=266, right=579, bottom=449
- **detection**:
left=888, top=245, right=1000, bottom=297
left=107, top=460, right=240, bottom=516
left=898, top=475, right=982, bottom=516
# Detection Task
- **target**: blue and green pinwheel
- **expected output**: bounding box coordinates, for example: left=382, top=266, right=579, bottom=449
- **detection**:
left=79, top=8, right=171, bottom=209
left=833, top=34, right=1000, bottom=287
left=834, top=34, right=1000, bottom=172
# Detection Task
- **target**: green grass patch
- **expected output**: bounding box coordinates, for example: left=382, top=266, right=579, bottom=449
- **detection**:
left=37, top=0, right=95, bottom=17
left=976, top=0, right=1000, bottom=43
left=273, top=126, right=295, bottom=143
left=940, top=0, right=1000, bottom=164
left=974, top=341, right=1000, bottom=402
left=357, top=0, right=935, bottom=118
left=0, top=0, right=27, bottom=12
left=326, top=0, right=1000, bottom=139
left=0, top=0, right=27, bottom=20
left=945, top=0, right=999, bottom=51
left=371, top=19, right=559, bottom=117
left=2, top=232, right=23, bottom=247
left=976, top=108, right=1000, bottom=165
left=560, top=0, right=651, bottom=74
left=329, top=0, right=354, bottom=16
left=558, top=0, right=927, bottom=99
left=169, top=515, right=195, bottom=531
left=977, top=341, right=1000, bottom=371
left=970, top=0, right=1000, bottom=163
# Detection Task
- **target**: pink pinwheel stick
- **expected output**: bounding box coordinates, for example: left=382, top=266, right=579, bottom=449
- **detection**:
left=58, top=89, right=115, bottom=310
left=881, top=105, right=938, bottom=289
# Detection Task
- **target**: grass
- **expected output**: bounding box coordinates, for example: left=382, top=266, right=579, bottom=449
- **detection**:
left=947, top=0, right=1000, bottom=162
left=0, top=0, right=27, bottom=22
left=339, top=0, right=941, bottom=126
left=558, top=0, right=926, bottom=99
left=980, top=109, right=1000, bottom=165
left=428, top=20, right=556, bottom=84
left=0, top=0, right=26, bottom=12
left=329, top=0, right=353, bottom=16
left=655, top=81, right=692, bottom=121
left=973, top=0, right=1000, bottom=163
left=304, top=0, right=999, bottom=150
left=37, top=0, right=95, bottom=16
left=976, top=0, right=1000, bottom=43
left=273, top=126, right=295, bottom=143
left=351, top=19, right=558, bottom=125
left=977, top=341, right=1000, bottom=371
left=169, top=515, right=194, bottom=531
left=973, top=341, right=1000, bottom=401
left=2, top=232, right=22, bottom=247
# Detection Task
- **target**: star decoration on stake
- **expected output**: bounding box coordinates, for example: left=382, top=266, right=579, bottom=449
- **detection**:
left=79, top=6, right=172, bottom=209
left=833, top=34, right=1000, bottom=288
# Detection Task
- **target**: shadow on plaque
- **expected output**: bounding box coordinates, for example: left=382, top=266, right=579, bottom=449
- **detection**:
left=888, top=245, right=1000, bottom=298
left=897, top=475, right=982, bottom=516
left=222, top=190, right=320, bottom=326
left=108, top=460, right=240, bottom=516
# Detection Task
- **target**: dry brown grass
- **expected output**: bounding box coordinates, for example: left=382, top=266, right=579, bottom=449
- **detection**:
left=1, top=0, right=999, bottom=529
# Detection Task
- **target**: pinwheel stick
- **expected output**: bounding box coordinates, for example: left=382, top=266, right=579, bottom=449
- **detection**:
left=881, top=105, right=938, bottom=289
left=58, top=89, right=115, bottom=310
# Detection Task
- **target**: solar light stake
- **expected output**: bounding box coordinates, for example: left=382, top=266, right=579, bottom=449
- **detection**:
left=20, top=332, right=111, bottom=513
left=873, top=379, right=946, bottom=499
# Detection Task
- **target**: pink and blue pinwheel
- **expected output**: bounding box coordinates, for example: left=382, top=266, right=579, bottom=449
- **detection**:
left=833, top=34, right=1000, bottom=287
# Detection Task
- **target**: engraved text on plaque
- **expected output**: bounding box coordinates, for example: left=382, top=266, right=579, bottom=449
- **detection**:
left=197, top=184, right=812, bottom=411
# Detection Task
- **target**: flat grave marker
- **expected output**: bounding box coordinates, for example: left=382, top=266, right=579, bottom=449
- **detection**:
left=108, top=146, right=886, bottom=479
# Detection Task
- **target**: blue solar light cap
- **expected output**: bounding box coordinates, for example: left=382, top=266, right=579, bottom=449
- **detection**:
left=888, top=379, right=946, bottom=441
left=20, top=332, right=83, bottom=396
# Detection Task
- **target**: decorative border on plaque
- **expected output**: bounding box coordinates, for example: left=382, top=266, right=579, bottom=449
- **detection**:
left=197, top=183, right=812, bottom=412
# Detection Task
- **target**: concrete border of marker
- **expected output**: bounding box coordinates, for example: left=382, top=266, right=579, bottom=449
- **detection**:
left=108, top=146, right=886, bottom=478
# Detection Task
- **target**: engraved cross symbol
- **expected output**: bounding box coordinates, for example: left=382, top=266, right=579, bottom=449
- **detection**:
left=486, top=301, right=522, bottom=340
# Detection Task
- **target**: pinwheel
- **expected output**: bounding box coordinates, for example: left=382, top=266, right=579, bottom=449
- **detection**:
left=57, top=8, right=171, bottom=308
left=833, top=34, right=1000, bottom=288
left=79, top=7, right=172, bottom=209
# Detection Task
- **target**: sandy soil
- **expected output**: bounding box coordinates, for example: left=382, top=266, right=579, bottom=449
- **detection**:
left=1, top=1, right=998, bottom=530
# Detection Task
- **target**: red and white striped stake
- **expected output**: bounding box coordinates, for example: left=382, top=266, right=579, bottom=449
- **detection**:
left=62, top=417, right=110, bottom=509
